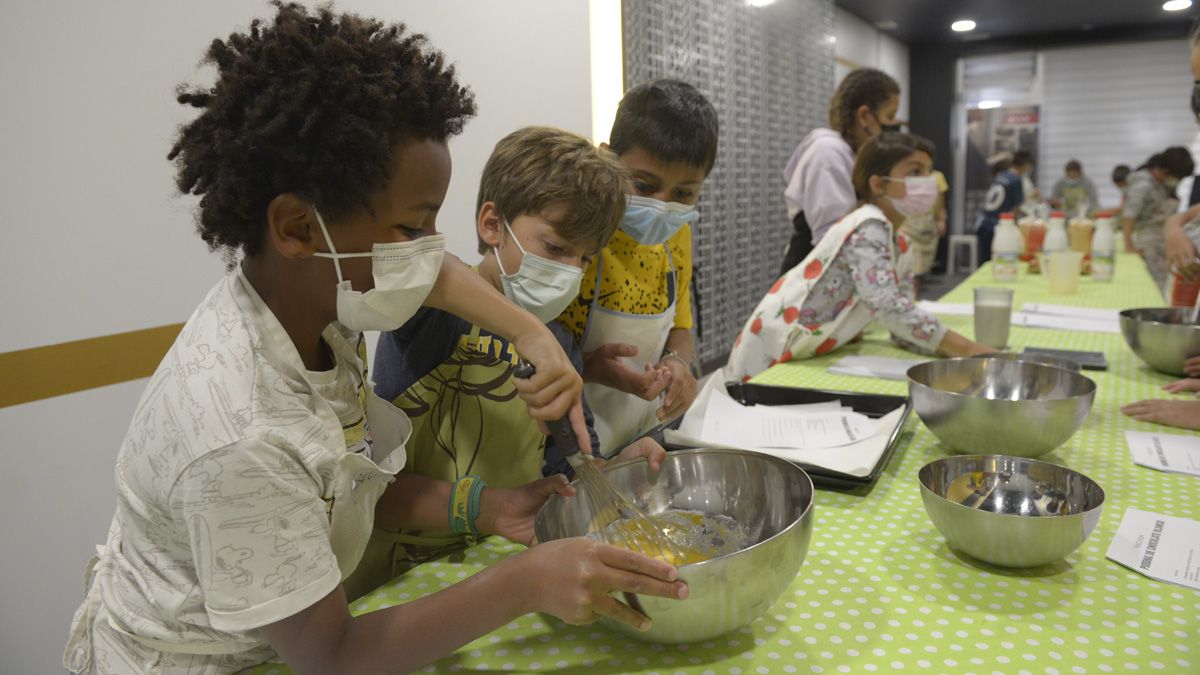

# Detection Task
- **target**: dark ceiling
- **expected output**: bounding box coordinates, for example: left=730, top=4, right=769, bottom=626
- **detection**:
left=836, top=0, right=1195, bottom=49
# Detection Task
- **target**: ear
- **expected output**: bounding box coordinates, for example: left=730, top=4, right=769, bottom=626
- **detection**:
left=868, top=175, right=886, bottom=197
left=477, top=201, right=504, bottom=250
left=266, top=193, right=320, bottom=259
left=599, top=142, right=611, bottom=153
left=855, top=104, right=873, bottom=128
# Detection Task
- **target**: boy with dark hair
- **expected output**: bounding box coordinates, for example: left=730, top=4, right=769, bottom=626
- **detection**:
left=1124, top=146, right=1196, bottom=291
left=1051, top=159, right=1099, bottom=216
left=558, top=79, right=719, bottom=457
left=64, top=7, right=685, bottom=673
left=1112, top=164, right=1132, bottom=207
left=358, top=126, right=666, bottom=598
left=975, top=153, right=1025, bottom=265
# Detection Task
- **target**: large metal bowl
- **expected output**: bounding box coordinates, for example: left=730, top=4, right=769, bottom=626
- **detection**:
left=907, top=358, right=1096, bottom=457
left=918, top=455, right=1105, bottom=567
left=1119, top=307, right=1200, bottom=376
left=534, top=449, right=814, bottom=643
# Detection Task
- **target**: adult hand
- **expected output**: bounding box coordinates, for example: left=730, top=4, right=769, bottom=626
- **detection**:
left=512, top=329, right=591, bottom=455
left=656, top=355, right=697, bottom=422
left=1120, top=399, right=1200, bottom=431
left=1165, top=216, right=1199, bottom=280
left=583, top=343, right=671, bottom=400
left=516, top=539, right=688, bottom=631
left=1163, top=378, right=1200, bottom=395
left=480, top=475, right=576, bottom=546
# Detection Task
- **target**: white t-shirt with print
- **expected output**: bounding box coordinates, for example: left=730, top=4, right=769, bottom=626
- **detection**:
left=64, top=269, right=407, bottom=674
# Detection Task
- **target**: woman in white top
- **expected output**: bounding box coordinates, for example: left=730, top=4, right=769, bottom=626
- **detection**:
left=64, top=6, right=685, bottom=674
left=780, top=68, right=902, bottom=275
left=733, top=133, right=992, bottom=381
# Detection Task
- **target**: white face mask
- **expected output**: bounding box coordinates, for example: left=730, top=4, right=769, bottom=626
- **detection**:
left=312, top=209, right=445, bottom=332
left=883, top=175, right=939, bottom=217
left=495, top=220, right=584, bottom=324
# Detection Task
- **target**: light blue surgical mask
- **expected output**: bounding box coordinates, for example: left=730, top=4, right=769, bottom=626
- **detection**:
left=620, top=195, right=698, bottom=246
left=495, top=221, right=584, bottom=324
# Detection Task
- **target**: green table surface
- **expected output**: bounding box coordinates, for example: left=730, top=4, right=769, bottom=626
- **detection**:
left=246, top=254, right=1198, bottom=674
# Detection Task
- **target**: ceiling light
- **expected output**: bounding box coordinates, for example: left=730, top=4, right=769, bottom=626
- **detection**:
left=745, top=0, right=777, bottom=7
left=977, top=100, right=1003, bottom=109
left=951, top=19, right=977, bottom=32
left=1163, top=0, right=1192, bottom=11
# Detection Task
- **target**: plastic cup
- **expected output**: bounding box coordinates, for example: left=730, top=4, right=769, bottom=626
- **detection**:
left=974, top=287, right=1014, bottom=349
left=1046, top=251, right=1084, bottom=294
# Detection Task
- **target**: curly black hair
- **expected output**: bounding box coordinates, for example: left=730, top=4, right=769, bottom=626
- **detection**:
left=169, top=2, right=476, bottom=258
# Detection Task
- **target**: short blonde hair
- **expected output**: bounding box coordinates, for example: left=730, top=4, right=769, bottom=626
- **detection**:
left=476, top=126, right=629, bottom=254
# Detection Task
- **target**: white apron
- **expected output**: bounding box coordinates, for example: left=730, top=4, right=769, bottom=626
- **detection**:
left=582, top=246, right=677, bottom=458
left=728, top=205, right=911, bottom=381
left=65, top=381, right=409, bottom=668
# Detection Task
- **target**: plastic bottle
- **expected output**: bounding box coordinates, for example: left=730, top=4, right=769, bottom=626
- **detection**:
left=1091, top=210, right=1116, bottom=281
left=991, top=213, right=1023, bottom=282
left=1044, top=210, right=1069, bottom=253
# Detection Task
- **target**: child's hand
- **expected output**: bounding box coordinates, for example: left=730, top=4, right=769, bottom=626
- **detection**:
left=512, top=328, right=592, bottom=454
left=515, top=538, right=687, bottom=630
left=1185, top=356, right=1200, bottom=379
left=1164, top=378, right=1200, bottom=395
left=609, top=437, right=667, bottom=473
left=1120, top=399, right=1200, bottom=431
left=583, top=343, right=671, bottom=400
left=656, top=355, right=696, bottom=422
left=479, top=475, right=575, bottom=547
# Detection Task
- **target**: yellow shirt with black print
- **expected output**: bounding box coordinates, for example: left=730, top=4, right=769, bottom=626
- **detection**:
left=559, top=225, right=694, bottom=341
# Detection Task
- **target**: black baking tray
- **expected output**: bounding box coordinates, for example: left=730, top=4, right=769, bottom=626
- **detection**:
left=673, top=381, right=913, bottom=492
left=1022, top=347, right=1108, bottom=370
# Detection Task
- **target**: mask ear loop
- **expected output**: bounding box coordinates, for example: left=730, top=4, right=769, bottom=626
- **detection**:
left=496, top=219, right=527, bottom=277
left=312, top=208, right=347, bottom=286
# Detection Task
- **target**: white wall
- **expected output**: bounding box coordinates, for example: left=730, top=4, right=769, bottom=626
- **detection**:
left=834, top=8, right=910, bottom=121
left=1039, top=39, right=1198, bottom=209
left=0, top=2, right=592, bottom=673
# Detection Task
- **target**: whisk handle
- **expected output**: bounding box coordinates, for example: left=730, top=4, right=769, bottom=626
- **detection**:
left=512, top=360, right=582, bottom=462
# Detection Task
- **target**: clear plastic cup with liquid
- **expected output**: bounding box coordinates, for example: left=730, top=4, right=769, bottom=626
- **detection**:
left=974, top=287, right=1014, bottom=349
left=1046, top=251, right=1084, bottom=294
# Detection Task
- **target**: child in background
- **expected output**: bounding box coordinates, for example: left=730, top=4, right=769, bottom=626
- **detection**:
left=975, top=153, right=1026, bottom=265
left=1112, top=164, right=1132, bottom=209
left=1050, top=159, right=1100, bottom=217
left=64, top=8, right=685, bottom=674
left=780, top=68, right=902, bottom=274
left=898, top=167, right=949, bottom=292
left=728, top=133, right=992, bottom=381
left=559, top=79, right=719, bottom=457
left=1123, top=147, right=1195, bottom=292
left=356, top=127, right=666, bottom=599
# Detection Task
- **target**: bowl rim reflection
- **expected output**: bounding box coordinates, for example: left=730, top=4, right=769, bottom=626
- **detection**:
left=917, top=454, right=1106, bottom=520
left=906, top=357, right=1097, bottom=403
left=546, top=448, right=816, bottom=570
left=1118, top=306, right=1198, bottom=329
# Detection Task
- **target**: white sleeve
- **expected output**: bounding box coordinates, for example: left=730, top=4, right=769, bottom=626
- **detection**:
left=170, top=439, right=342, bottom=633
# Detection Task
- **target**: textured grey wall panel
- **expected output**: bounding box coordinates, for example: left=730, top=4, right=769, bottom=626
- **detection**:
left=622, top=0, right=835, bottom=369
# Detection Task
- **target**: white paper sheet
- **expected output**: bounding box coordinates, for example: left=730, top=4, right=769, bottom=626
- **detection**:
left=916, top=300, right=974, bottom=316
left=828, top=355, right=926, bottom=381
left=1125, top=430, right=1200, bottom=477
left=1010, top=311, right=1122, bottom=334
left=700, top=393, right=876, bottom=449
left=1106, top=508, right=1200, bottom=591
left=669, top=371, right=906, bottom=477
left=1021, top=303, right=1120, bottom=322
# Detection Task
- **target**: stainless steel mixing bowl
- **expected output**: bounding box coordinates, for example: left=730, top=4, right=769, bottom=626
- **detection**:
left=972, top=351, right=1082, bottom=372
left=907, top=358, right=1096, bottom=457
left=918, top=455, right=1105, bottom=567
left=1119, top=307, right=1200, bottom=376
left=534, top=448, right=814, bottom=643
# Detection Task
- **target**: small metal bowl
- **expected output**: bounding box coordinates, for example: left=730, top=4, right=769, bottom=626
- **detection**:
left=907, top=358, right=1096, bottom=457
left=535, top=449, right=814, bottom=643
left=918, top=455, right=1105, bottom=567
left=1119, top=307, right=1200, bottom=376
left=971, top=351, right=1082, bottom=372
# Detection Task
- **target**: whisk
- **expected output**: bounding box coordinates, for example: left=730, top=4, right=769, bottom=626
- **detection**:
left=514, top=362, right=684, bottom=563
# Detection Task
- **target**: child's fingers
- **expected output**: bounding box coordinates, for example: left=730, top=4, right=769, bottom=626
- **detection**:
left=589, top=594, right=651, bottom=631
left=597, top=544, right=679, bottom=582
left=566, top=402, right=592, bottom=456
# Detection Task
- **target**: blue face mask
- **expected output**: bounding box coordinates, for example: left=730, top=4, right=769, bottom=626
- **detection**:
left=620, top=195, right=699, bottom=246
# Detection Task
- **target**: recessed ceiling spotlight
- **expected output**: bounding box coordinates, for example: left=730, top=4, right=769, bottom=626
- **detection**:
left=1163, top=0, right=1192, bottom=11
left=951, top=19, right=977, bottom=32
left=977, top=100, right=1003, bottom=109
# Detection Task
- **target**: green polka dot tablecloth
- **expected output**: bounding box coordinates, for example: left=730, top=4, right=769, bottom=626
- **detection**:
left=243, top=255, right=1198, bottom=674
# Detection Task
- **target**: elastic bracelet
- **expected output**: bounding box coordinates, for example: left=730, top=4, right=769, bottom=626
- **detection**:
left=660, top=350, right=690, bottom=370
left=449, top=475, right=477, bottom=535
left=466, top=476, right=487, bottom=536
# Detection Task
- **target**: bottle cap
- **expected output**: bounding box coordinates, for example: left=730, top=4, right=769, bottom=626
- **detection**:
left=1050, top=211, right=1065, bottom=218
